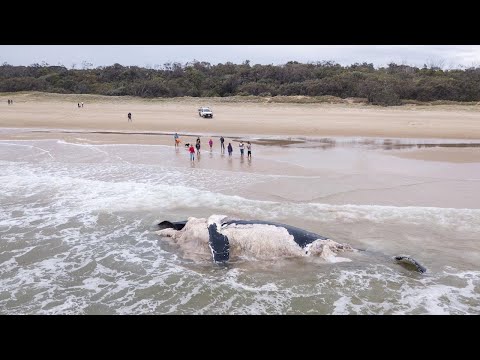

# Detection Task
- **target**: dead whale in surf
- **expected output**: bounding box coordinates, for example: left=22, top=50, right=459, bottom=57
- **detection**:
left=156, top=215, right=355, bottom=264
left=156, top=215, right=427, bottom=273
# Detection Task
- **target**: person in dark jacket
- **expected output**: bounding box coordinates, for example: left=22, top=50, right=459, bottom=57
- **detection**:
left=220, top=136, right=225, bottom=152
left=227, top=143, right=233, bottom=157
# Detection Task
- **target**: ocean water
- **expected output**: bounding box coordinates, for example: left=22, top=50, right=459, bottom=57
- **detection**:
left=0, top=136, right=479, bottom=314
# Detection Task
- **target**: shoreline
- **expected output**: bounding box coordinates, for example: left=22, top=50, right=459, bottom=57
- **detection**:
left=2, top=128, right=480, bottom=164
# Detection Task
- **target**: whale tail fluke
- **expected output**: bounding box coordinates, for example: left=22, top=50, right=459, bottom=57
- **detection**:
left=394, top=255, right=427, bottom=274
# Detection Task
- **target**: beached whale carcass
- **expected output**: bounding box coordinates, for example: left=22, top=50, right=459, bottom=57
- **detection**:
left=156, top=215, right=427, bottom=273
left=157, top=215, right=354, bottom=263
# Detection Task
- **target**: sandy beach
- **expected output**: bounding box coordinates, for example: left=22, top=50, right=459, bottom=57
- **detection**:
left=2, top=92, right=480, bottom=141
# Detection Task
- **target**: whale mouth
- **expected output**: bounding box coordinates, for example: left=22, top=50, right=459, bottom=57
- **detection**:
left=158, top=220, right=187, bottom=231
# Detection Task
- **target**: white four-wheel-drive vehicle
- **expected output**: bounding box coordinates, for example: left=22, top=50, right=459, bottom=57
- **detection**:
left=198, top=107, right=213, bottom=118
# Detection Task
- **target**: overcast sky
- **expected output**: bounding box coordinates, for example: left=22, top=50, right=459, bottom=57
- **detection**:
left=1, top=45, right=480, bottom=69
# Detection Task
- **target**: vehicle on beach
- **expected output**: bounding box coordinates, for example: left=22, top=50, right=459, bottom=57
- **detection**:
left=198, top=107, right=213, bottom=118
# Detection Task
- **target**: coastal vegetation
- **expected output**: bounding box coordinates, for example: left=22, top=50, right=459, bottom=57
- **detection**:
left=2, top=60, right=480, bottom=106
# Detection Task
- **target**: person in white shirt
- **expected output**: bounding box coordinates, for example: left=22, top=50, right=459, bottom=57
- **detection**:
left=239, top=141, right=245, bottom=156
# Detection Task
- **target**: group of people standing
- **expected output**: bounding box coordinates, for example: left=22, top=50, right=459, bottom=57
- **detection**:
left=219, top=136, right=251, bottom=158
left=77, top=102, right=84, bottom=108
left=238, top=141, right=252, bottom=159
left=7, top=99, right=13, bottom=104
left=174, top=133, right=252, bottom=162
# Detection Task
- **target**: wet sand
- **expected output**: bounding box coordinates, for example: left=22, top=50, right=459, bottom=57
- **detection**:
left=388, top=147, right=480, bottom=163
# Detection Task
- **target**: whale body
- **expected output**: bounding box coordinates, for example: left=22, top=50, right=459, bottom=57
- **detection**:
left=156, top=215, right=427, bottom=273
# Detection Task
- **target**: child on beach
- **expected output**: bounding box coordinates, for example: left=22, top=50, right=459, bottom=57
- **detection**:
left=209, top=138, right=213, bottom=151
left=189, top=144, right=195, bottom=161
left=227, top=143, right=233, bottom=156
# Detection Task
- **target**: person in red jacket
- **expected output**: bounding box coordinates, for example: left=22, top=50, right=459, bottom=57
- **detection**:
left=189, top=144, right=195, bottom=161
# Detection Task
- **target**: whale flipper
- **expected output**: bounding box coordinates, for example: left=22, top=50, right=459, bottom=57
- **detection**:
left=208, top=223, right=230, bottom=263
left=394, top=255, right=427, bottom=274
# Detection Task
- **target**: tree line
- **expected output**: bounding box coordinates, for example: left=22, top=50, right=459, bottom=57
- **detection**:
left=2, top=60, right=480, bottom=105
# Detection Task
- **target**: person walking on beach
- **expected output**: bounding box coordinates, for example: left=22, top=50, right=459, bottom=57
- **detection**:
left=209, top=138, right=213, bottom=151
left=196, top=140, right=201, bottom=155
left=81, top=102, right=84, bottom=108
left=78, top=103, right=80, bottom=108
left=239, top=141, right=245, bottom=156
left=174, top=133, right=179, bottom=147
left=227, top=143, right=233, bottom=157
left=189, top=144, right=195, bottom=161
left=247, top=141, right=252, bottom=159
left=127, top=112, right=132, bottom=122
left=220, top=136, right=225, bottom=152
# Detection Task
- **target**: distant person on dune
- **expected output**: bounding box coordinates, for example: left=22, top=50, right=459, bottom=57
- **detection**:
left=127, top=112, right=132, bottom=122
